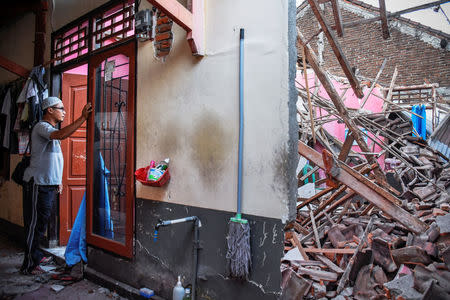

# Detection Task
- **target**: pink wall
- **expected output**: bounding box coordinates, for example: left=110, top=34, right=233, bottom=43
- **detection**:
left=296, top=71, right=385, bottom=169
left=64, top=54, right=129, bottom=79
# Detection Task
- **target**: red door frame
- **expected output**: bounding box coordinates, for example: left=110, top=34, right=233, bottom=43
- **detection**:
left=86, top=41, right=136, bottom=258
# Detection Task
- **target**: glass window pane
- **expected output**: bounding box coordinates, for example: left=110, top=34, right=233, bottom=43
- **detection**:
left=92, top=54, right=130, bottom=244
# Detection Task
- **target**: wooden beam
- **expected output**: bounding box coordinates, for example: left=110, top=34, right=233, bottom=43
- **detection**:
left=297, top=186, right=335, bottom=209
left=148, top=0, right=204, bottom=55
left=298, top=141, right=428, bottom=234
left=381, top=83, right=439, bottom=91
left=330, top=0, right=343, bottom=37
left=297, top=266, right=338, bottom=281
left=384, top=66, right=398, bottom=110
left=338, top=132, right=355, bottom=161
left=0, top=56, right=30, bottom=78
left=307, top=0, right=364, bottom=98
left=304, top=247, right=357, bottom=254
left=34, top=0, right=48, bottom=66
left=291, top=234, right=309, bottom=261
left=343, top=0, right=450, bottom=28
left=149, top=0, right=192, bottom=31
left=360, top=58, right=387, bottom=109
left=297, top=29, right=387, bottom=184
left=378, top=0, right=390, bottom=39
left=301, top=46, right=316, bottom=143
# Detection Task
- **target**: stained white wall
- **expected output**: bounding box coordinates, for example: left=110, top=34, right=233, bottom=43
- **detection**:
left=0, top=0, right=294, bottom=224
left=136, top=0, right=292, bottom=220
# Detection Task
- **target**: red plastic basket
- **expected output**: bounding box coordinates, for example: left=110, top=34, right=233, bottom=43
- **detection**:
left=135, top=166, right=170, bottom=187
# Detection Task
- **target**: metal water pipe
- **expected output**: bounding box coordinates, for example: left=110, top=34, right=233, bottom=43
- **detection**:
left=154, top=216, right=201, bottom=300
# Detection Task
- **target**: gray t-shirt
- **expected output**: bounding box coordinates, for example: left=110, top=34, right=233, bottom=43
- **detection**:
left=23, top=121, right=63, bottom=185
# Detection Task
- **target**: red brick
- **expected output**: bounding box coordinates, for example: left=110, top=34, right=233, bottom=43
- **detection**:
left=155, top=31, right=172, bottom=42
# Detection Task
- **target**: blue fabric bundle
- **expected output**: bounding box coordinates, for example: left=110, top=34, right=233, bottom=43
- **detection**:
left=412, top=104, right=426, bottom=140
left=64, top=193, right=87, bottom=267
left=65, top=153, right=113, bottom=266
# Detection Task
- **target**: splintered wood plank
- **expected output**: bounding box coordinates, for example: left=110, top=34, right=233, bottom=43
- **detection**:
left=291, top=233, right=309, bottom=261
left=298, top=141, right=428, bottom=234
left=304, top=248, right=356, bottom=254
left=297, top=186, right=335, bottom=209
left=297, top=266, right=338, bottom=281
left=360, top=58, right=387, bottom=109
left=338, top=132, right=355, bottom=162
left=316, top=254, right=344, bottom=273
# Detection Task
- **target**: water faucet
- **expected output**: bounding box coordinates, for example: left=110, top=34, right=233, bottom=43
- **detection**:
left=154, top=216, right=201, bottom=241
left=152, top=216, right=201, bottom=300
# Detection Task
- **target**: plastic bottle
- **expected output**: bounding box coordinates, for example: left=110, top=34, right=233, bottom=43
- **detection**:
left=148, top=158, right=169, bottom=181
left=182, top=288, right=191, bottom=300
left=172, top=276, right=185, bottom=300
left=157, top=158, right=169, bottom=170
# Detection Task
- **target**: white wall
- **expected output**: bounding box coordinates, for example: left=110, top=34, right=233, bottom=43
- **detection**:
left=0, top=0, right=294, bottom=224
left=136, top=0, right=292, bottom=220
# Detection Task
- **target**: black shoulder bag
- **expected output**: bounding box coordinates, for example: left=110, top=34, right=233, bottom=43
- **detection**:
left=12, top=141, right=31, bottom=186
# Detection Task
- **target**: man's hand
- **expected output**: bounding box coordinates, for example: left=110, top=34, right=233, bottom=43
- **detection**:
left=82, top=102, right=93, bottom=120
left=50, top=102, right=93, bottom=140
left=58, top=184, right=63, bottom=194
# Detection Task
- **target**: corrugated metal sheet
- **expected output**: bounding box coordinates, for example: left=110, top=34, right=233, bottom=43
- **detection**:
left=429, top=114, right=450, bottom=160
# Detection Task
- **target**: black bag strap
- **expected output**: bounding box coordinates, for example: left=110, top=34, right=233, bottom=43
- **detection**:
left=24, top=139, right=30, bottom=154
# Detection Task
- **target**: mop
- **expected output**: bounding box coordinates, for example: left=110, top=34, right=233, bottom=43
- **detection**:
left=226, top=28, right=251, bottom=280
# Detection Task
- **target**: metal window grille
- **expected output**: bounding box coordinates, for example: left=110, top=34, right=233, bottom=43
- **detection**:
left=52, top=0, right=135, bottom=66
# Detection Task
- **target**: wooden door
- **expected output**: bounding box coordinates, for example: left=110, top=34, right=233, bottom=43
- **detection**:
left=60, top=73, right=88, bottom=245
left=86, top=41, right=135, bottom=258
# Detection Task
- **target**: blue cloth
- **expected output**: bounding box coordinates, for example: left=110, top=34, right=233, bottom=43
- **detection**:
left=412, top=104, right=426, bottom=140
left=94, top=153, right=114, bottom=239
left=64, top=153, right=113, bottom=266
left=64, top=193, right=87, bottom=267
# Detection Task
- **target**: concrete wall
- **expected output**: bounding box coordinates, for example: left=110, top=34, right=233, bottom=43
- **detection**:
left=89, top=0, right=297, bottom=298
left=1, top=0, right=298, bottom=298
left=136, top=0, right=294, bottom=221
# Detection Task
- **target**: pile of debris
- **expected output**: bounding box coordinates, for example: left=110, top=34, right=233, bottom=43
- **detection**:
left=284, top=65, right=450, bottom=300
left=285, top=4, right=450, bottom=298
left=281, top=138, right=450, bottom=299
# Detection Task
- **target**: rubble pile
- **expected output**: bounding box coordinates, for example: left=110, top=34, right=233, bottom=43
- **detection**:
left=289, top=8, right=450, bottom=298
left=282, top=141, right=449, bottom=299
left=282, top=96, right=450, bottom=299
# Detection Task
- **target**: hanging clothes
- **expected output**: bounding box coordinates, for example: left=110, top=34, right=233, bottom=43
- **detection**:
left=1, top=89, right=12, bottom=149
left=27, top=66, right=48, bottom=128
left=412, top=104, right=427, bottom=140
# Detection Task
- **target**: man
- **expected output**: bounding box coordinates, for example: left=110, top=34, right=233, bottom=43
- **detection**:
left=21, top=96, right=92, bottom=275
